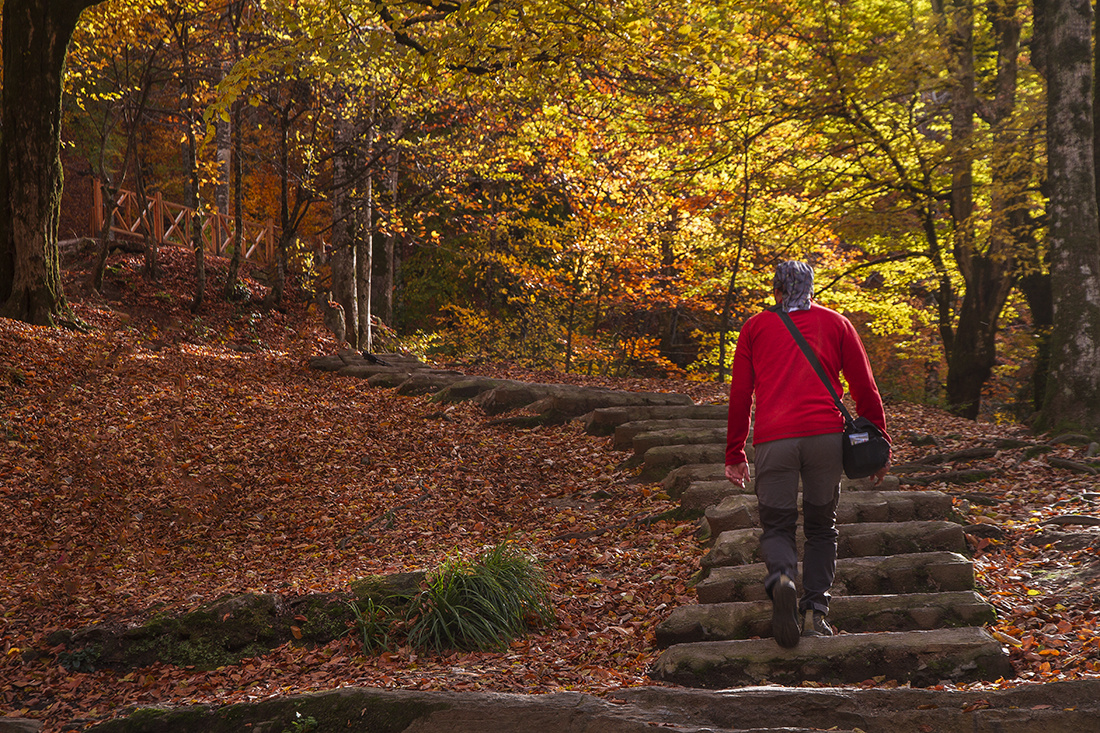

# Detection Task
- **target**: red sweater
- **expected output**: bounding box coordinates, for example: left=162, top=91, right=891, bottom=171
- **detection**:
left=726, top=304, right=889, bottom=465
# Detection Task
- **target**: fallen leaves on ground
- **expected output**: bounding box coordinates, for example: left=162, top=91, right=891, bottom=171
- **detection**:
left=0, top=246, right=1097, bottom=731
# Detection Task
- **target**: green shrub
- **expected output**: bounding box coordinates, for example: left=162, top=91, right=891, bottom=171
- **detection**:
left=404, top=543, right=555, bottom=653
left=349, top=544, right=555, bottom=655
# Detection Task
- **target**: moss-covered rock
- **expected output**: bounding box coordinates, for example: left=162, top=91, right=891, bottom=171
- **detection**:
left=51, top=572, right=425, bottom=673
left=88, top=688, right=452, bottom=733
left=350, top=571, right=425, bottom=607
left=60, top=593, right=291, bottom=672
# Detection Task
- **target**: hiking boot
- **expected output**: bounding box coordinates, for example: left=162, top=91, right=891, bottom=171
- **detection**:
left=771, top=574, right=800, bottom=648
left=801, top=609, right=834, bottom=637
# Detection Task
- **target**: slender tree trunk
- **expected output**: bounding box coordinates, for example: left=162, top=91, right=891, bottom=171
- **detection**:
left=171, top=12, right=205, bottom=312
left=0, top=0, right=101, bottom=326
left=381, top=146, right=399, bottom=326
left=1019, top=269, right=1053, bottom=413
left=1039, top=0, right=1100, bottom=429
left=357, top=173, right=373, bottom=351
left=331, top=111, right=358, bottom=348
left=719, top=145, right=753, bottom=382
left=92, top=180, right=117, bottom=293
left=133, top=146, right=159, bottom=280
left=564, top=255, right=581, bottom=372
left=214, top=62, right=232, bottom=220
left=224, top=99, right=244, bottom=299
left=656, top=210, right=683, bottom=367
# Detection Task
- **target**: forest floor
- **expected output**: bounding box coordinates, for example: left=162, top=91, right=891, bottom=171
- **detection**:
left=1, top=244, right=1098, bottom=731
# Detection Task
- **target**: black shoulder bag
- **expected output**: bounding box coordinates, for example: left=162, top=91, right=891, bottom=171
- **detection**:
left=773, top=306, right=890, bottom=479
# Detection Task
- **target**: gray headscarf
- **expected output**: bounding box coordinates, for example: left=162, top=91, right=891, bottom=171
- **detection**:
left=773, top=260, right=814, bottom=312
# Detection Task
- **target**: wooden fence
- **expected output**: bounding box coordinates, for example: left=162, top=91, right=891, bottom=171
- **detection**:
left=91, top=183, right=281, bottom=266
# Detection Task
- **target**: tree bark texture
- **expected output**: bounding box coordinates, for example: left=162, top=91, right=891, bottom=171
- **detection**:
left=0, top=0, right=100, bottom=325
left=943, top=0, right=1024, bottom=419
left=332, top=113, right=359, bottom=349
left=1041, top=0, right=1100, bottom=429
left=224, top=99, right=244, bottom=299
left=356, top=177, right=373, bottom=352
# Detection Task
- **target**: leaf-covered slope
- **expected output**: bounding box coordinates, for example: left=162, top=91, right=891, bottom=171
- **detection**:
left=0, top=246, right=1097, bottom=732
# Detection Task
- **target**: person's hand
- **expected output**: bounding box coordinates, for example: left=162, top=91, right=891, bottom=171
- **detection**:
left=872, top=453, right=892, bottom=487
left=726, top=462, right=750, bottom=488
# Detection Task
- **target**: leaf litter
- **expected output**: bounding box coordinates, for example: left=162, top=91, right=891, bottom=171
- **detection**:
left=0, top=247, right=1097, bottom=730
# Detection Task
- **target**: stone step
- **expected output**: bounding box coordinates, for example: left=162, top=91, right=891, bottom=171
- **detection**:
left=391, top=371, right=467, bottom=393
left=632, top=427, right=728, bottom=456
left=641, top=445, right=728, bottom=481
left=661, top=464, right=729, bottom=497
left=526, top=391, right=696, bottom=423
left=663, top=465, right=901, bottom=500
left=614, top=420, right=729, bottom=451
left=612, top=683, right=1100, bottom=733
left=655, top=591, right=996, bottom=647
left=648, top=627, right=1012, bottom=687
left=705, top=491, right=953, bottom=535
left=843, top=474, right=901, bottom=491
left=696, top=551, right=975, bottom=604
left=430, top=377, right=519, bottom=403
left=474, top=382, right=695, bottom=417
left=701, top=521, right=967, bottom=569
left=682, top=480, right=754, bottom=511
left=309, top=352, right=426, bottom=372
left=582, top=404, right=729, bottom=436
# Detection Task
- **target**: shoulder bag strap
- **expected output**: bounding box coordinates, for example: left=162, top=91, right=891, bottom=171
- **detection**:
left=771, top=305, right=856, bottom=429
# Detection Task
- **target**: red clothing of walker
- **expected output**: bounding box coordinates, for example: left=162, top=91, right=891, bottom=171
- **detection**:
left=725, top=303, right=889, bottom=466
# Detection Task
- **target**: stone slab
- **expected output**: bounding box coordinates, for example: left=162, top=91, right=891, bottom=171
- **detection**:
left=429, top=377, right=520, bottom=403
left=682, top=480, right=754, bottom=512
left=696, top=551, right=975, bottom=604
left=649, top=627, right=1012, bottom=687
left=612, top=682, right=1100, bottom=733
left=582, top=404, right=729, bottom=435
left=527, top=390, right=694, bottom=422
left=641, top=444, right=728, bottom=481
left=702, top=521, right=967, bottom=569
left=706, top=491, right=953, bottom=535
left=661, top=464, right=730, bottom=497
left=656, top=591, right=996, bottom=646
left=614, top=419, right=728, bottom=451
left=394, top=371, right=467, bottom=395
left=633, top=427, right=728, bottom=458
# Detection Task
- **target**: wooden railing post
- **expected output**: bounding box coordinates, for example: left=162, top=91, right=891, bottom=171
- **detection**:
left=91, top=179, right=104, bottom=234
left=266, top=219, right=275, bottom=266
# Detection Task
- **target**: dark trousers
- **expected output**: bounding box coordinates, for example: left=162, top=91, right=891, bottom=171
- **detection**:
left=754, top=433, right=842, bottom=614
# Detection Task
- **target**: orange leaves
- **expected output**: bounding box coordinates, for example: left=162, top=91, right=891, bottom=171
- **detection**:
left=4, top=248, right=1100, bottom=729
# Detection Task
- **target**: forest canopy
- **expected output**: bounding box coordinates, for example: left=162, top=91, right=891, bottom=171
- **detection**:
left=5, top=0, right=1099, bottom=424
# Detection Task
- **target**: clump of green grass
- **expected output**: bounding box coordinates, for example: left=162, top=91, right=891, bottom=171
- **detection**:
left=348, top=597, right=398, bottom=654
left=352, top=543, right=555, bottom=654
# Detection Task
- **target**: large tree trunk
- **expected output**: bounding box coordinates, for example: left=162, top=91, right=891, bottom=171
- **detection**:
left=0, top=0, right=101, bottom=326
left=1039, top=0, right=1100, bottom=429
left=939, top=0, right=1024, bottom=419
left=943, top=259, right=1015, bottom=418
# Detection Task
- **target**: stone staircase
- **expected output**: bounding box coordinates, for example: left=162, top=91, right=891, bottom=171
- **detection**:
left=308, top=356, right=1014, bottom=689
left=582, top=405, right=1013, bottom=688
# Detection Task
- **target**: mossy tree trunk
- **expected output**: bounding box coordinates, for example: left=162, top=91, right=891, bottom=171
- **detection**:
left=1039, top=0, right=1100, bottom=430
left=0, top=0, right=102, bottom=326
